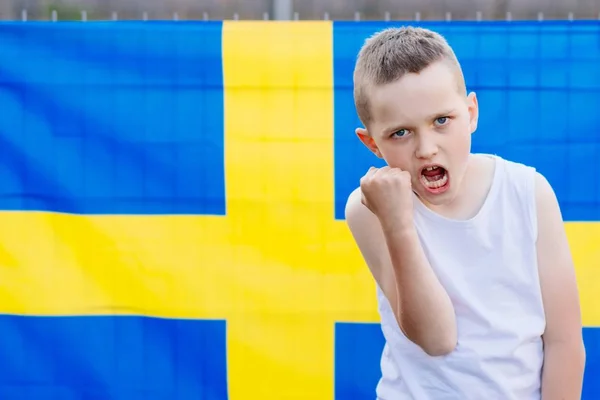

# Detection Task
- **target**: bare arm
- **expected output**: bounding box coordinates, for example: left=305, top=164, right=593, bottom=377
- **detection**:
left=535, top=173, right=586, bottom=400
left=345, top=188, right=457, bottom=356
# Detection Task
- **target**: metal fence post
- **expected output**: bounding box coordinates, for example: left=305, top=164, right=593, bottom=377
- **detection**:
left=273, top=0, right=292, bottom=20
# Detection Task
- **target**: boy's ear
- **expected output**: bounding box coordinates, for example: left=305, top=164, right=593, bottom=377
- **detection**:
left=467, top=92, right=479, bottom=134
left=356, top=127, right=383, bottom=159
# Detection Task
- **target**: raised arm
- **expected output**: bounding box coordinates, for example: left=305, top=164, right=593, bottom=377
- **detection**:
left=345, top=167, right=457, bottom=356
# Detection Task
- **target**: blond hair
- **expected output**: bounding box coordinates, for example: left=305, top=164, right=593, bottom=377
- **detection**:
left=353, top=26, right=465, bottom=127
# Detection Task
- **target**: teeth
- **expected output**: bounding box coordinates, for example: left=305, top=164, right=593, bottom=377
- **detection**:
left=425, top=166, right=438, bottom=171
left=421, top=172, right=448, bottom=189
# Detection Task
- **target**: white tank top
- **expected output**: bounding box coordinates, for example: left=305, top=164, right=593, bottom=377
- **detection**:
left=375, top=154, right=546, bottom=400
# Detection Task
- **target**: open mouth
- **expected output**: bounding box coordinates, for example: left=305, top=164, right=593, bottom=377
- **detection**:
left=420, top=165, right=449, bottom=192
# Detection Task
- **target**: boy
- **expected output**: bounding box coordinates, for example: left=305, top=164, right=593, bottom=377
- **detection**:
left=345, top=27, right=586, bottom=399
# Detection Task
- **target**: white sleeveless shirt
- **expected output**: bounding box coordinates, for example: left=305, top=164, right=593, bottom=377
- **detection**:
left=375, top=154, right=546, bottom=400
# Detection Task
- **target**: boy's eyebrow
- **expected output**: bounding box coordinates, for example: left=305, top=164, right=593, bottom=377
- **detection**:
left=381, top=109, right=457, bottom=136
left=426, top=108, right=456, bottom=120
left=381, top=123, right=410, bottom=136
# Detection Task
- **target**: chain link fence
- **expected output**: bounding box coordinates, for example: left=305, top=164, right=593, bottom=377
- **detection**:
left=0, top=0, right=599, bottom=21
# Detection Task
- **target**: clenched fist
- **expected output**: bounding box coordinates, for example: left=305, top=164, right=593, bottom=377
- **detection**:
left=360, top=166, right=414, bottom=228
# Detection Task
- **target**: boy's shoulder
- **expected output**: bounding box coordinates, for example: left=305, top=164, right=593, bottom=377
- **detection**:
left=488, top=154, right=558, bottom=230
left=483, top=153, right=536, bottom=174
left=488, top=153, right=551, bottom=194
left=480, top=153, right=541, bottom=193
left=344, top=186, right=374, bottom=228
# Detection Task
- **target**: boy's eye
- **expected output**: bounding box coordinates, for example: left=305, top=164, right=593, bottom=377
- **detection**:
left=435, top=117, right=449, bottom=126
left=392, top=129, right=407, bottom=137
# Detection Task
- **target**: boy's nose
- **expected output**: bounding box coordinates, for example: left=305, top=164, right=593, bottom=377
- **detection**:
left=415, top=137, right=439, bottom=160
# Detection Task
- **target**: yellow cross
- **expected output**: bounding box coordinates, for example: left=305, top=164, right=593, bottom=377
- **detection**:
left=220, top=21, right=379, bottom=399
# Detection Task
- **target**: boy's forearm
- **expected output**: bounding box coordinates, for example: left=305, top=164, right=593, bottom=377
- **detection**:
left=381, top=220, right=457, bottom=356
left=541, top=339, right=586, bottom=400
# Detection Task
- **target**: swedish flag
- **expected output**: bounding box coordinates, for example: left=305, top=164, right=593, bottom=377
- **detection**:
left=0, top=20, right=598, bottom=400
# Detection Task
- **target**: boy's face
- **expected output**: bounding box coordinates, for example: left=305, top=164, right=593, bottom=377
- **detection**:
left=356, top=60, right=479, bottom=207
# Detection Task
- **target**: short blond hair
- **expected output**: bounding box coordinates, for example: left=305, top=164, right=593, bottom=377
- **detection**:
left=353, top=26, right=465, bottom=127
